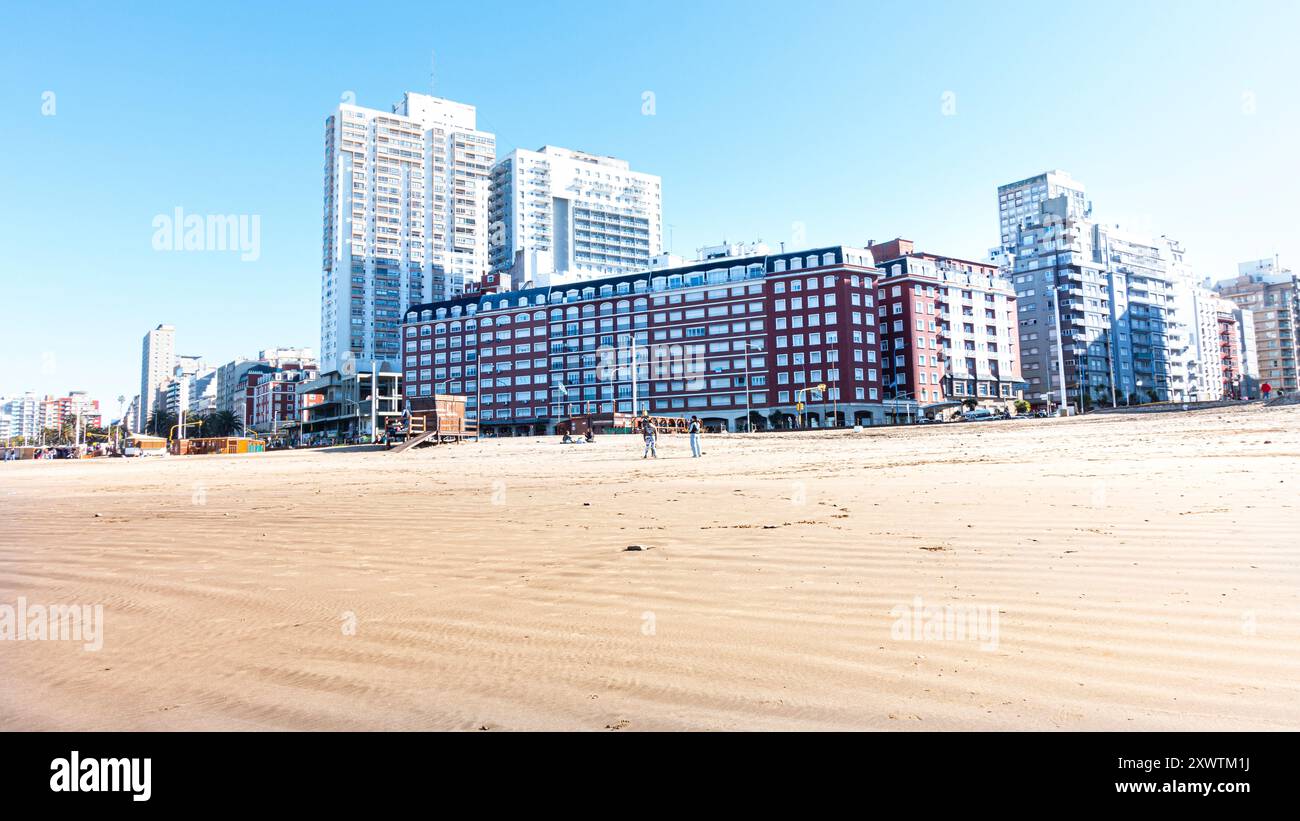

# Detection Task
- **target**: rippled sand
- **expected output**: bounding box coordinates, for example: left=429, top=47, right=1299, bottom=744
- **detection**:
left=2, top=404, right=1298, bottom=730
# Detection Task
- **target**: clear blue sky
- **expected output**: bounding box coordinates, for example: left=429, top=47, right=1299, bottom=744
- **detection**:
left=2, top=0, right=1297, bottom=415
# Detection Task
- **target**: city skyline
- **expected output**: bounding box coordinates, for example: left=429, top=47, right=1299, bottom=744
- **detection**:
left=3, top=0, right=1298, bottom=409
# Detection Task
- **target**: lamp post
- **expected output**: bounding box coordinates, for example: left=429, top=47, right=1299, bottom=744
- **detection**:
left=795, top=383, right=827, bottom=429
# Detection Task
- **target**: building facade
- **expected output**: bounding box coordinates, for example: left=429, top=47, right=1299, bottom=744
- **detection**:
left=1, top=392, right=42, bottom=441
left=997, top=170, right=1089, bottom=251
left=488, top=146, right=662, bottom=287
left=868, top=240, right=1023, bottom=417
left=1214, top=260, right=1299, bottom=395
left=138, top=324, right=175, bottom=430
left=401, top=245, right=885, bottom=435
left=295, top=366, right=401, bottom=442
left=163, top=355, right=208, bottom=417
left=998, top=171, right=1197, bottom=409
left=1189, top=288, right=1250, bottom=401
left=321, top=91, right=496, bottom=373
left=250, top=363, right=319, bottom=433
left=215, top=348, right=315, bottom=417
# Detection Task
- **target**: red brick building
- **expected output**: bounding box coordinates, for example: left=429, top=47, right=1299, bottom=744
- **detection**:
left=870, top=239, right=1024, bottom=418
left=401, top=245, right=887, bottom=434
left=250, top=363, right=319, bottom=433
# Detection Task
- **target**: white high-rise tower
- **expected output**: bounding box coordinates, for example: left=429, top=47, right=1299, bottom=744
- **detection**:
left=320, top=91, right=495, bottom=371
left=488, top=146, right=662, bottom=287
left=138, top=323, right=175, bottom=430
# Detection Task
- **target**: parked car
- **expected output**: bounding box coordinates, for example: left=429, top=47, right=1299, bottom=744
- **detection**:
left=961, top=408, right=996, bottom=422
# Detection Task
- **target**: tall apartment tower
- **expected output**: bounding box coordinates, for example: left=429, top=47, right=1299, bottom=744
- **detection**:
left=321, top=91, right=496, bottom=372
left=138, top=324, right=175, bottom=430
left=1, top=392, right=42, bottom=441
left=488, top=146, right=662, bottom=287
left=997, top=172, right=1196, bottom=409
left=997, top=170, right=1089, bottom=252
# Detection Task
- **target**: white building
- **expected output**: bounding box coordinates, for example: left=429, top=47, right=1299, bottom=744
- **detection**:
left=189, top=368, right=218, bottom=414
left=488, top=146, right=661, bottom=287
left=138, top=324, right=175, bottom=430
left=1, top=392, right=41, bottom=441
left=1188, top=286, right=1248, bottom=401
left=320, top=92, right=495, bottom=372
left=214, top=347, right=315, bottom=416
left=163, top=357, right=215, bottom=418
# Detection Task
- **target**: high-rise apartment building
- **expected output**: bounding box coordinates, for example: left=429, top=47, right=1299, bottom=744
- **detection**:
left=41, top=391, right=101, bottom=430
left=138, top=324, right=175, bottom=430
left=163, top=355, right=207, bottom=417
left=488, top=146, right=662, bottom=287
left=997, top=172, right=1198, bottom=409
left=997, top=170, right=1089, bottom=250
left=1189, top=288, right=1251, bottom=400
left=1, top=392, right=42, bottom=441
left=1214, top=259, right=1299, bottom=394
left=321, top=92, right=496, bottom=372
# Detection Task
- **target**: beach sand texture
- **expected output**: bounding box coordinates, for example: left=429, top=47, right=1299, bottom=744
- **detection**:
left=2, top=404, right=1298, bottom=730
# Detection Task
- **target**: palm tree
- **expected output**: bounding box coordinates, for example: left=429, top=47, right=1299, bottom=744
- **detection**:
left=147, top=406, right=176, bottom=437
left=204, top=409, right=239, bottom=437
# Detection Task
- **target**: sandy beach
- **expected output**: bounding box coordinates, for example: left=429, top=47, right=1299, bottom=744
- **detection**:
left=1, top=404, right=1298, bottom=731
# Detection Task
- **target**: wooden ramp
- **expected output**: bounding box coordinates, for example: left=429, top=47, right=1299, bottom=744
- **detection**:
left=390, top=430, right=436, bottom=453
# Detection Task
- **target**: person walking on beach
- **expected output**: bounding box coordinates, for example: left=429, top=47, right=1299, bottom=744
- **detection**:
left=688, top=415, right=702, bottom=457
left=642, top=418, right=658, bottom=459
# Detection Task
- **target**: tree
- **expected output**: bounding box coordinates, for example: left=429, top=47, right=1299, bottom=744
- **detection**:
left=748, top=410, right=766, bottom=432
left=962, top=398, right=979, bottom=411
left=767, top=409, right=785, bottom=431
left=147, top=406, right=176, bottom=437
left=1014, top=399, right=1031, bottom=415
left=204, top=409, right=239, bottom=437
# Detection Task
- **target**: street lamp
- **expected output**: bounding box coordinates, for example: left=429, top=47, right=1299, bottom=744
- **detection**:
left=795, top=383, right=827, bottom=428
